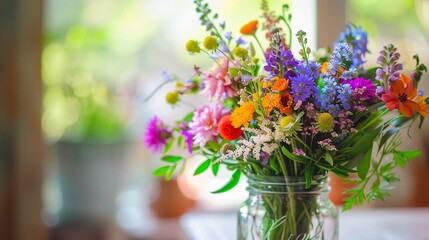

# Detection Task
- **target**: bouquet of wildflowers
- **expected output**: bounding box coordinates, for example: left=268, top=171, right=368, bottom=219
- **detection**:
left=145, top=0, right=428, bottom=239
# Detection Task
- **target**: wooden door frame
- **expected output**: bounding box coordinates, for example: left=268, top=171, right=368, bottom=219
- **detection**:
left=0, top=0, right=45, bottom=239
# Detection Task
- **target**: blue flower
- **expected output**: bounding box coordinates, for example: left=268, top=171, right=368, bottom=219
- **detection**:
left=337, top=24, right=369, bottom=68
left=224, top=31, right=232, bottom=40
left=236, top=37, right=247, bottom=45
left=326, top=43, right=351, bottom=75
left=319, top=76, right=352, bottom=116
left=290, top=75, right=314, bottom=102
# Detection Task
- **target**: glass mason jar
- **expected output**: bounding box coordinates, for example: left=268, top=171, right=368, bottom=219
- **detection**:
left=237, top=175, right=338, bottom=240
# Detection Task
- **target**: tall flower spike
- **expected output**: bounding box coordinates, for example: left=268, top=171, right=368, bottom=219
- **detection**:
left=375, top=44, right=403, bottom=92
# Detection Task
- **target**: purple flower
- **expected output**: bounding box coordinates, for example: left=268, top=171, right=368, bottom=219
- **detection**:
left=375, top=44, right=403, bottom=85
left=144, top=116, right=172, bottom=153
left=180, top=130, right=193, bottom=153
left=290, top=75, right=314, bottom=102
left=224, top=31, right=232, bottom=40
left=264, top=33, right=298, bottom=80
left=260, top=151, right=269, bottom=166
left=236, top=37, right=247, bottom=45
left=344, top=77, right=376, bottom=101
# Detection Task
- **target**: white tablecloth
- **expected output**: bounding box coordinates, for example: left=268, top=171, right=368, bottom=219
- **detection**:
left=181, top=208, right=429, bottom=240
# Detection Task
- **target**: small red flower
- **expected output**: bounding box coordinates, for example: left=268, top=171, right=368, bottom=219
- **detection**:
left=218, top=115, right=243, bottom=140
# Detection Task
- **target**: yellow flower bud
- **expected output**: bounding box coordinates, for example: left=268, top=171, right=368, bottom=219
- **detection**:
left=280, top=116, right=296, bottom=128
left=186, top=40, right=200, bottom=54
left=203, top=36, right=218, bottom=51
left=166, top=91, right=179, bottom=105
left=233, top=46, right=248, bottom=58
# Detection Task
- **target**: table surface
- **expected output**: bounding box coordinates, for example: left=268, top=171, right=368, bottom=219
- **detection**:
left=181, top=208, right=429, bottom=240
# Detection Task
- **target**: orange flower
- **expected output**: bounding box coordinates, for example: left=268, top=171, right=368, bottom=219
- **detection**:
left=231, top=102, right=255, bottom=128
left=320, top=62, right=329, bottom=73
left=240, top=20, right=258, bottom=35
left=263, top=93, right=280, bottom=116
left=262, top=80, right=272, bottom=89
left=279, top=92, right=293, bottom=115
left=381, top=74, right=419, bottom=118
left=417, top=96, right=429, bottom=118
left=272, top=78, right=289, bottom=91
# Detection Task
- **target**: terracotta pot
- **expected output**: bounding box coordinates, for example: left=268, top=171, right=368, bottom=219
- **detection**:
left=150, top=179, right=195, bottom=218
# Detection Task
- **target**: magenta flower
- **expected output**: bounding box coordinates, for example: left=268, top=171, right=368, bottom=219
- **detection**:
left=180, top=130, right=193, bottom=153
left=189, top=104, right=229, bottom=147
left=344, top=77, right=376, bottom=101
left=144, top=116, right=172, bottom=153
left=201, top=58, right=238, bottom=101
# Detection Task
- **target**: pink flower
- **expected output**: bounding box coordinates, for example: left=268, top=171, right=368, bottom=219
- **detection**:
left=201, top=58, right=238, bottom=101
left=189, top=104, right=229, bottom=147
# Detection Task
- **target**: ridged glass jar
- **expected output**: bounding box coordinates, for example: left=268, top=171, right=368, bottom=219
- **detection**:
left=237, top=175, right=338, bottom=240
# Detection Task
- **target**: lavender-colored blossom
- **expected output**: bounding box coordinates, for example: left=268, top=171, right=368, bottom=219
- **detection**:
left=376, top=86, right=385, bottom=97
left=236, top=37, right=247, bottom=45
left=260, top=151, right=269, bottom=166
left=290, top=75, right=314, bottom=102
left=144, top=116, right=172, bottom=153
left=224, top=31, right=232, bottom=40
left=180, top=130, right=193, bottom=153
left=241, top=74, right=253, bottom=85
left=344, top=77, right=376, bottom=101
left=375, top=44, right=403, bottom=89
left=418, top=89, right=425, bottom=97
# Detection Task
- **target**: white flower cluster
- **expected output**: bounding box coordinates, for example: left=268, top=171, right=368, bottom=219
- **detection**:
left=215, top=120, right=289, bottom=163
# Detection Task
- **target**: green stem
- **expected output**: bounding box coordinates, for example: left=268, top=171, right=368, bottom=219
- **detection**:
left=277, top=150, right=298, bottom=238
left=252, top=34, right=265, bottom=57
left=201, top=49, right=223, bottom=68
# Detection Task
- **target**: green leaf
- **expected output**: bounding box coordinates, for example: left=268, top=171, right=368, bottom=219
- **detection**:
left=269, top=158, right=280, bottom=174
left=183, top=112, right=194, bottom=122
left=325, top=152, right=334, bottom=166
left=281, top=147, right=311, bottom=164
left=357, top=145, right=372, bottom=180
left=304, top=165, right=313, bottom=188
left=161, top=155, right=183, bottom=163
left=177, top=136, right=184, bottom=148
left=393, top=150, right=421, bottom=168
left=165, top=164, right=177, bottom=180
left=211, top=170, right=241, bottom=194
left=193, top=158, right=211, bottom=176
left=163, top=141, right=174, bottom=154
left=211, top=161, right=220, bottom=176
left=207, top=141, right=220, bottom=152
left=153, top=165, right=170, bottom=177
left=180, top=160, right=187, bottom=175
left=403, top=150, right=421, bottom=160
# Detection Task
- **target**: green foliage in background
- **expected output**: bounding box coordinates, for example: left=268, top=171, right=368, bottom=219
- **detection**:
left=43, top=25, right=126, bottom=141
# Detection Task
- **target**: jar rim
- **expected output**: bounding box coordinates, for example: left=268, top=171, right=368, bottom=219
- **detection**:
left=246, top=174, right=329, bottom=195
